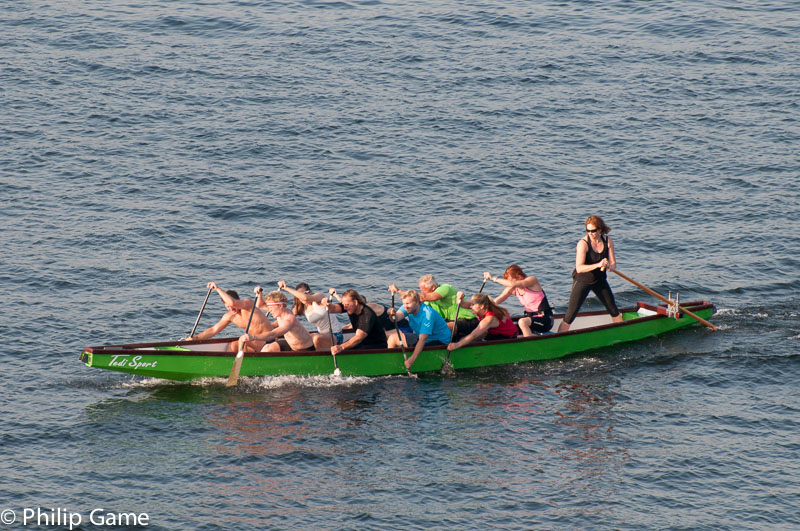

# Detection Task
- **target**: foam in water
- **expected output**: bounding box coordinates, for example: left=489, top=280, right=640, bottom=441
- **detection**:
left=115, top=374, right=382, bottom=389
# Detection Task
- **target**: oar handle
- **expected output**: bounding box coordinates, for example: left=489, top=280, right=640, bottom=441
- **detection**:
left=243, top=288, right=260, bottom=335
left=443, top=293, right=463, bottom=369
left=449, top=297, right=462, bottom=344
left=326, top=299, right=336, bottom=347
left=226, top=288, right=261, bottom=388
left=188, top=286, right=214, bottom=338
left=478, top=279, right=487, bottom=294
left=238, top=289, right=261, bottom=351
left=612, top=269, right=717, bottom=331
left=325, top=291, right=340, bottom=375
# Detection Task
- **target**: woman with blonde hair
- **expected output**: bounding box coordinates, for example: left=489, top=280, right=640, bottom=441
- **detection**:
left=484, top=264, right=554, bottom=336
left=557, top=215, right=622, bottom=332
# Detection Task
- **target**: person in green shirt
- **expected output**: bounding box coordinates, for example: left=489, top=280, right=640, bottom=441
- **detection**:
left=388, top=274, right=479, bottom=338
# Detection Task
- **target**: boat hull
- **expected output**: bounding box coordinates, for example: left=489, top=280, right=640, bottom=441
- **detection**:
left=80, top=302, right=714, bottom=381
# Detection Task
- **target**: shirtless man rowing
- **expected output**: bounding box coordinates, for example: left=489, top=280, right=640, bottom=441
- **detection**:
left=238, top=289, right=315, bottom=352
left=188, top=282, right=274, bottom=352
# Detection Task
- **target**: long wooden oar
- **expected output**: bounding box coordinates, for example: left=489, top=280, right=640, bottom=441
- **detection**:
left=187, top=286, right=214, bottom=339
left=612, top=269, right=717, bottom=331
left=226, top=289, right=260, bottom=387
left=325, top=291, right=342, bottom=377
left=391, top=293, right=415, bottom=378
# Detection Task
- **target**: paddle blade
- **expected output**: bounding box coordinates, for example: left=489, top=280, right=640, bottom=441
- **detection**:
left=441, top=358, right=455, bottom=376
left=333, top=368, right=342, bottom=377
left=226, top=350, right=244, bottom=387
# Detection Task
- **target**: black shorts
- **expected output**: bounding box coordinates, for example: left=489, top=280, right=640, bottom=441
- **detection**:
left=404, top=334, right=446, bottom=347
left=277, top=339, right=315, bottom=352
left=379, top=311, right=410, bottom=331
left=524, top=311, right=555, bottom=334
left=353, top=342, right=388, bottom=350
left=453, top=317, right=479, bottom=340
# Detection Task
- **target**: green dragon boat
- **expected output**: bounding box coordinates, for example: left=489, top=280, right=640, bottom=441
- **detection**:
left=79, top=301, right=715, bottom=381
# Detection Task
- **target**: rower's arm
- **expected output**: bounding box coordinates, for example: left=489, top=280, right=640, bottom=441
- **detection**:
left=254, top=289, right=267, bottom=310
left=405, top=333, right=429, bottom=368
left=213, top=285, right=237, bottom=307
left=254, top=320, right=290, bottom=342
left=421, top=291, right=442, bottom=302
left=388, top=284, right=407, bottom=297
left=191, top=313, right=232, bottom=340
left=452, top=316, right=493, bottom=348
left=458, top=298, right=474, bottom=310
left=281, top=284, right=314, bottom=305
left=493, top=286, right=514, bottom=305
left=491, top=275, right=541, bottom=291
left=339, top=329, right=367, bottom=350
left=607, top=237, right=617, bottom=271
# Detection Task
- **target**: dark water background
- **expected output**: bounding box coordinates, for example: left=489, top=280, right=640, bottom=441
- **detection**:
left=2, top=0, right=799, bottom=529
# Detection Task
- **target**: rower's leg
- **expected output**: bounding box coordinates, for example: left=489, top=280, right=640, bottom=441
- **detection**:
left=260, top=341, right=280, bottom=352
left=387, top=331, right=405, bottom=348
left=313, top=333, right=332, bottom=351
left=518, top=317, right=533, bottom=337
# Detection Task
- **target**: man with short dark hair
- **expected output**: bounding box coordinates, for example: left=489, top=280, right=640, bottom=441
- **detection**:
left=328, top=289, right=388, bottom=353
left=188, top=282, right=273, bottom=351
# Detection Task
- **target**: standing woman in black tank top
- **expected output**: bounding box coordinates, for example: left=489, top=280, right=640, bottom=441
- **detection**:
left=557, top=215, right=623, bottom=332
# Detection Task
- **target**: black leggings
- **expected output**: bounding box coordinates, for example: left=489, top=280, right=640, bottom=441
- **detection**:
left=525, top=311, right=555, bottom=334
left=563, top=278, right=619, bottom=325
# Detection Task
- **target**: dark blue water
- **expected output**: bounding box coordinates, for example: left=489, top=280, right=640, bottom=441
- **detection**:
left=2, top=0, right=799, bottom=529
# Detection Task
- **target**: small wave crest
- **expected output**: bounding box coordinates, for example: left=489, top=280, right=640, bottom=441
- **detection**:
left=246, top=374, right=378, bottom=389
left=115, top=374, right=379, bottom=390
left=715, top=308, right=770, bottom=318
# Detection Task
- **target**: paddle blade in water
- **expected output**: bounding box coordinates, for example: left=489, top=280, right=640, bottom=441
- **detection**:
left=226, top=350, right=244, bottom=387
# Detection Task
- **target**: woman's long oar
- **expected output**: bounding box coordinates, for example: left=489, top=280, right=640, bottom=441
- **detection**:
left=187, top=286, right=214, bottom=339
left=391, top=293, right=415, bottom=378
left=325, top=292, right=342, bottom=377
left=612, top=269, right=717, bottom=331
left=226, top=289, right=260, bottom=387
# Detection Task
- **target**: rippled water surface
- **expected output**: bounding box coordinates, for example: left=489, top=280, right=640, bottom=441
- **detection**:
left=2, top=0, right=799, bottom=529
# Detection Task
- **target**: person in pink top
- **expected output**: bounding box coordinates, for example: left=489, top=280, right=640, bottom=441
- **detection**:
left=446, top=293, right=519, bottom=352
left=484, top=264, right=554, bottom=336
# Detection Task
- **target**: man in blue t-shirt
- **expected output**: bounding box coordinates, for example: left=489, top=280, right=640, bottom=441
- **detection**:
left=388, top=290, right=452, bottom=369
